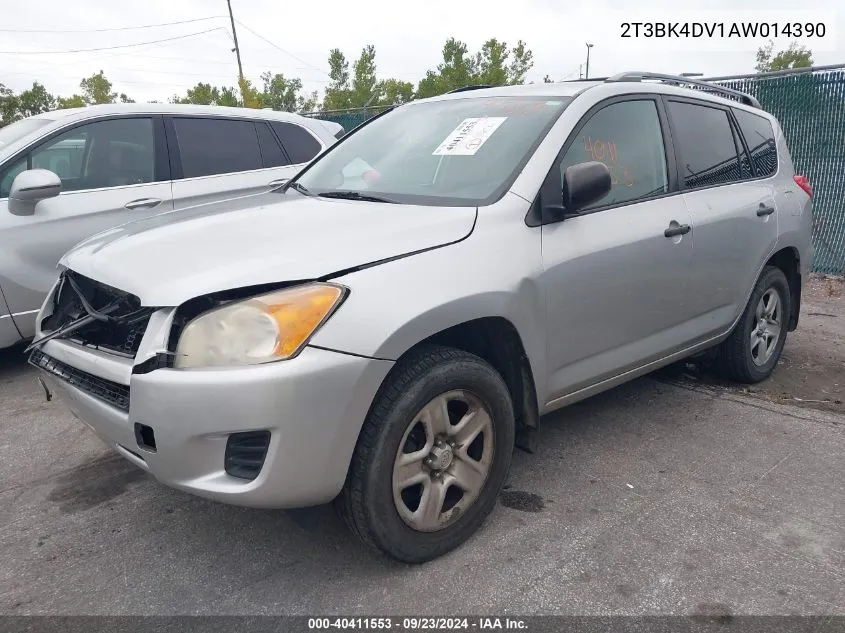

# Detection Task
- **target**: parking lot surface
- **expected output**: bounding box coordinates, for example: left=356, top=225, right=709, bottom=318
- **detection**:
left=1, top=283, right=843, bottom=616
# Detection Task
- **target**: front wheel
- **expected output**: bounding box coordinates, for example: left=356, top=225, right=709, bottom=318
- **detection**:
left=336, top=345, right=515, bottom=563
left=716, top=265, right=791, bottom=384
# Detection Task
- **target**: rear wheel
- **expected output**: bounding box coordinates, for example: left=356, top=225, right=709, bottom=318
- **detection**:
left=336, top=345, right=515, bottom=563
left=716, top=265, right=791, bottom=384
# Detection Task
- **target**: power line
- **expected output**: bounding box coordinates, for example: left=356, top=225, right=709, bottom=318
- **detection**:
left=0, top=27, right=227, bottom=55
left=233, top=19, right=330, bottom=78
left=0, top=16, right=226, bottom=34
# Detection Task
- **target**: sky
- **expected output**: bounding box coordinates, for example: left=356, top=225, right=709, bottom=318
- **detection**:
left=1, top=0, right=842, bottom=106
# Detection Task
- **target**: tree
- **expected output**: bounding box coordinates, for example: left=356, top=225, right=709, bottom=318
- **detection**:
left=376, top=78, right=415, bottom=106
left=298, top=90, right=319, bottom=113
left=350, top=44, right=378, bottom=108
left=0, top=83, right=21, bottom=125
left=755, top=40, right=813, bottom=73
left=259, top=72, right=302, bottom=112
left=238, top=77, right=262, bottom=109
left=323, top=48, right=352, bottom=110
left=437, top=38, right=478, bottom=92
left=218, top=86, right=240, bottom=107
left=80, top=70, right=117, bottom=104
left=57, top=94, right=86, bottom=109
left=475, top=39, right=509, bottom=86
left=177, top=82, right=221, bottom=105
left=18, top=82, right=55, bottom=117
left=507, top=40, right=534, bottom=84
left=415, top=37, right=536, bottom=98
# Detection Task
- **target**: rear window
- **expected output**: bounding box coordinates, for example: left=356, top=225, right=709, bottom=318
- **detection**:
left=173, top=117, right=263, bottom=178
left=733, top=109, right=778, bottom=178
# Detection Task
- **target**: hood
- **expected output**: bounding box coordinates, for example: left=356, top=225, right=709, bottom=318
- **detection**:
left=61, top=192, right=477, bottom=306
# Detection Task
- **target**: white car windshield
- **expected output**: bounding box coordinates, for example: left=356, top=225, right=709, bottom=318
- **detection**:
left=0, top=117, right=51, bottom=148
left=295, top=95, right=571, bottom=206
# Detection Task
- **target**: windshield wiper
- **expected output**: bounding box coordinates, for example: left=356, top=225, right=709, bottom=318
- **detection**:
left=282, top=181, right=314, bottom=197
left=318, top=190, right=400, bottom=204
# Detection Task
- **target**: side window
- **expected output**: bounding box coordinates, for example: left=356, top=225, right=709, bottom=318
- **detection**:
left=173, top=118, right=262, bottom=178
left=0, top=118, right=155, bottom=197
left=733, top=108, right=778, bottom=178
left=0, top=159, right=27, bottom=198
left=270, top=122, right=322, bottom=164
left=668, top=101, right=743, bottom=189
left=255, top=122, right=290, bottom=168
left=731, top=124, right=753, bottom=179
left=559, top=100, right=668, bottom=210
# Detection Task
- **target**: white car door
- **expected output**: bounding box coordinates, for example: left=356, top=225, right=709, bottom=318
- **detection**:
left=167, top=116, right=312, bottom=210
left=0, top=115, right=173, bottom=338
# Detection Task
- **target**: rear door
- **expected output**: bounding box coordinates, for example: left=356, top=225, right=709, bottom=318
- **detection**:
left=665, top=98, right=779, bottom=340
left=167, top=116, right=299, bottom=210
left=0, top=115, right=172, bottom=338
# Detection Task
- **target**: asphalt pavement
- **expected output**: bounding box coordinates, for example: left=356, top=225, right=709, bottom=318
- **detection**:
left=1, top=304, right=843, bottom=616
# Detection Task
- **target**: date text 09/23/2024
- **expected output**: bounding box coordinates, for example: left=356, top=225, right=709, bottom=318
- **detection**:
left=621, top=22, right=826, bottom=38
left=307, top=618, right=528, bottom=630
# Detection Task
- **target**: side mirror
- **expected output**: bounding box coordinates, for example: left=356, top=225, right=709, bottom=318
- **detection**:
left=8, top=169, right=62, bottom=216
left=561, top=161, right=612, bottom=214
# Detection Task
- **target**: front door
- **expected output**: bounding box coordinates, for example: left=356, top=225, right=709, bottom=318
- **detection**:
left=0, top=115, right=172, bottom=338
left=540, top=97, right=694, bottom=402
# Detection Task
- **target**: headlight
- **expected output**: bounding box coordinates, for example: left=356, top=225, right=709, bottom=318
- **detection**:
left=174, top=283, right=346, bottom=369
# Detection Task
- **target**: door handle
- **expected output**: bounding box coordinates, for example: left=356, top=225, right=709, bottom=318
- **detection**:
left=268, top=178, right=289, bottom=188
left=757, top=204, right=775, bottom=217
left=124, top=197, right=162, bottom=210
left=664, top=223, right=691, bottom=238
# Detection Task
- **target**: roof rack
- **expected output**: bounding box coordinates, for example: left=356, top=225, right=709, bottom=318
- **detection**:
left=605, top=71, right=761, bottom=108
left=447, top=85, right=494, bottom=94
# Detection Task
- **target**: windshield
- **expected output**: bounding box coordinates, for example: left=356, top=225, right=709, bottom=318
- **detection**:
left=295, top=96, right=571, bottom=206
left=0, top=117, right=52, bottom=148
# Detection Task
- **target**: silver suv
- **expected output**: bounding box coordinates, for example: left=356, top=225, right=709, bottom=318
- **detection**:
left=28, top=73, right=814, bottom=563
left=0, top=104, right=342, bottom=349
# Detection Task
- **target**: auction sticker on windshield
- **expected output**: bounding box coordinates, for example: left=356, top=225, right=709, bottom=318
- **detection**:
left=432, top=117, right=507, bottom=156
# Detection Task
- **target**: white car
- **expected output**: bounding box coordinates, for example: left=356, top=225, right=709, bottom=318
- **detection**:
left=0, top=103, right=343, bottom=349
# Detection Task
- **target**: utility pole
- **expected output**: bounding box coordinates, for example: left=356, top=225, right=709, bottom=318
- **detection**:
left=226, top=0, right=247, bottom=102
left=579, top=64, right=583, bottom=79
left=585, top=43, right=594, bottom=79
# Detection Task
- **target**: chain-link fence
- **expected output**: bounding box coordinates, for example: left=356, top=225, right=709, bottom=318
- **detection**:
left=709, top=66, right=845, bottom=276
left=305, top=66, right=845, bottom=276
left=303, top=105, right=393, bottom=135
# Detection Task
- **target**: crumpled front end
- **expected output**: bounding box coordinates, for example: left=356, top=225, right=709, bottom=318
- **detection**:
left=29, top=270, right=394, bottom=508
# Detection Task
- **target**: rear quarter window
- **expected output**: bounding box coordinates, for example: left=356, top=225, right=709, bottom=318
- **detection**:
left=733, top=108, right=778, bottom=177
left=270, top=121, right=322, bottom=164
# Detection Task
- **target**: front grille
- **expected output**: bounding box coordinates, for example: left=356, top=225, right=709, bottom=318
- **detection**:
left=29, top=349, right=130, bottom=412
left=41, top=271, right=152, bottom=357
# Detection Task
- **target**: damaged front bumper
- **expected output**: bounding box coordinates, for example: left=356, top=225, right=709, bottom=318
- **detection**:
left=29, top=274, right=394, bottom=509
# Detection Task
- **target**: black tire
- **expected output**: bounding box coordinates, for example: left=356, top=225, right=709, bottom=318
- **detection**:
left=716, top=265, right=791, bottom=384
left=336, top=345, right=515, bottom=564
